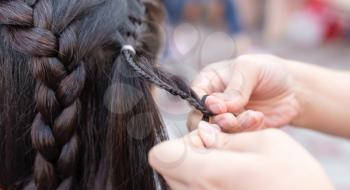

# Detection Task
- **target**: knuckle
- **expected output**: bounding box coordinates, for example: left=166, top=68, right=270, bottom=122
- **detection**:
left=235, top=54, right=274, bottom=67
left=236, top=54, right=254, bottom=62
left=235, top=54, right=260, bottom=65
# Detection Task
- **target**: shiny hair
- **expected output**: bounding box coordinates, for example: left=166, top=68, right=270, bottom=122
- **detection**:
left=0, top=0, right=210, bottom=189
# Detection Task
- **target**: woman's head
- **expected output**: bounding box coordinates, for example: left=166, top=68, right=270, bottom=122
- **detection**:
left=0, top=0, right=209, bottom=189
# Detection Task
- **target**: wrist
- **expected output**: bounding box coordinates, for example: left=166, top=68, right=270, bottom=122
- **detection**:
left=285, top=60, right=321, bottom=129
left=285, top=60, right=350, bottom=138
left=290, top=79, right=311, bottom=128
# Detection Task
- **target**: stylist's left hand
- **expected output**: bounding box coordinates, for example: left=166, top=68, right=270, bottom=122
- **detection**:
left=149, top=122, right=334, bottom=190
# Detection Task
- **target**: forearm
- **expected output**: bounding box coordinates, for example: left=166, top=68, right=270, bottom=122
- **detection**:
left=287, top=60, right=350, bottom=138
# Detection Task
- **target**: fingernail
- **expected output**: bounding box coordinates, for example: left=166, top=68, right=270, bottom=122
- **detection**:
left=208, top=103, right=225, bottom=113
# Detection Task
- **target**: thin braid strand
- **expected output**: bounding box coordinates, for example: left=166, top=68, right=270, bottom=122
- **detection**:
left=122, top=50, right=212, bottom=117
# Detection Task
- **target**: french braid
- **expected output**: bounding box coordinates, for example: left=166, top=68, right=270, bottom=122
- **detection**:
left=1, top=0, right=85, bottom=189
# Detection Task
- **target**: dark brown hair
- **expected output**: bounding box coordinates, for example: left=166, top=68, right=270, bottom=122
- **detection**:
left=0, top=0, right=210, bottom=189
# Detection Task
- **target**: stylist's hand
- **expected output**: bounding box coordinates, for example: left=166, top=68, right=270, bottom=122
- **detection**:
left=189, top=54, right=300, bottom=132
left=149, top=122, right=334, bottom=190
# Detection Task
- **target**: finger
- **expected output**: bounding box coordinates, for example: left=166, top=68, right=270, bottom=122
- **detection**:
left=211, top=113, right=240, bottom=132
left=198, top=121, right=229, bottom=148
left=204, top=95, right=227, bottom=114
left=237, top=110, right=265, bottom=131
left=198, top=62, right=260, bottom=114
left=191, top=71, right=225, bottom=98
left=185, top=129, right=206, bottom=149
left=148, top=135, right=246, bottom=185
left=198, top=121, right=269, bottom=153
left=209, top=110, right=264, bottom=133
left=219, top=62, right=259, bottom=113
left=192, top=77, right=228, bottom=114
left=187, top=109, right=238, bottom=132
left=148, top=139, right=188, bottom=188
left=191, top=61, right=230, bottom=98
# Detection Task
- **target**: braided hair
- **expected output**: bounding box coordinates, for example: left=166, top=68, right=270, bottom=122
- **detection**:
left=0, top=0, right=211, bottom=189
left=122, top=49, right=212, bottom=118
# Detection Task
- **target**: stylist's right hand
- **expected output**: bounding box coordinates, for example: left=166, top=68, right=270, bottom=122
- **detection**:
left=189, top=54, right=300, bottom=132
left=149, top=122, right=334, bottom=190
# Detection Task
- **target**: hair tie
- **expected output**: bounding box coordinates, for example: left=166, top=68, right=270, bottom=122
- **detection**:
left=121, top=45, right=136, bottom=55
left=201, top=95, right=211, bottom=122
left=200, top=95, right=209, bottom=107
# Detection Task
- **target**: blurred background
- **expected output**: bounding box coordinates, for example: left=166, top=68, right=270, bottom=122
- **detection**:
left=155, top=0, right=350, bottom=189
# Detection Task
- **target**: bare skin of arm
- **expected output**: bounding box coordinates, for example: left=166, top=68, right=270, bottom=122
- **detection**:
left=288, top=60, right=350, bottom=138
